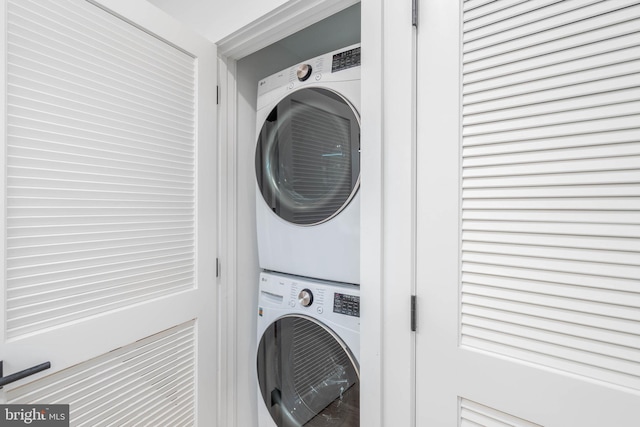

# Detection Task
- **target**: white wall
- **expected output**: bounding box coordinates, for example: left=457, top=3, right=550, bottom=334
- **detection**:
left=146, top=0, right=289, bottom=42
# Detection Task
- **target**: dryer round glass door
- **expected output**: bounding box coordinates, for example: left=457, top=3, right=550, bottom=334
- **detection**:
left=255, top=88, right=360, bottom=226
left=257, top=315, right=359, bottom=426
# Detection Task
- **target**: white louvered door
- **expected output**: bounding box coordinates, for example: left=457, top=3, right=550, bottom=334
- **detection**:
left=416, top=1, right=640, bottom=425
left=0, top=0, right=218, bottom=425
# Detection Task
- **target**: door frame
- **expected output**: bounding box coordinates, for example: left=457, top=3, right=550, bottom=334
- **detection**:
left=215, top=0, right=415, bottom=426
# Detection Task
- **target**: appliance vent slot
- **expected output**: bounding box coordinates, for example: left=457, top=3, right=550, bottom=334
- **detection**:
left=7, top=321, right=196, bottom=426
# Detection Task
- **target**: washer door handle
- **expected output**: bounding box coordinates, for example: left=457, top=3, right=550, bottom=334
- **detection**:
left=270, top=387, right=282, bottom=407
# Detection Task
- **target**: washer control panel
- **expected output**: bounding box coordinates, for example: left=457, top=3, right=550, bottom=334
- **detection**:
left=259, top=272, right=360, bottom=329
left=333, top=292, right=360, bottom=317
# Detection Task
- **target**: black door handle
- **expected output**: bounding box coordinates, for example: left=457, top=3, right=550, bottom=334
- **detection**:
left=0, top=360, right=51, bottom=388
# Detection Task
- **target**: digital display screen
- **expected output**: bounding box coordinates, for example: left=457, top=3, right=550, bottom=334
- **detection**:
left=332, top=47, right=361, bottom=73
left=333, top=293, right=360, bottom=317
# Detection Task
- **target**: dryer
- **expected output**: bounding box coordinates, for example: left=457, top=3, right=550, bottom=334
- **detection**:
left=255, top=44, right=361, bottom=285
left=256, top=271, right=360, bottom=427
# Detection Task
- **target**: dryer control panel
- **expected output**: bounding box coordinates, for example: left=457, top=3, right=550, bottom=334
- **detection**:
left=333, top=292, right=360, bottom=317
left=332, top=46, right=361, bottom=73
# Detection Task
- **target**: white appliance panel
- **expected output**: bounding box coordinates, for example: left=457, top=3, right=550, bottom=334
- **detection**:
left=255, top=45, right=361, bottom=285
left=256, top=272, right=360, bottom=427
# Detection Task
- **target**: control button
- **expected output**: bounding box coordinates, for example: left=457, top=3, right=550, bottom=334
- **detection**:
left=296, top=64, right=312, bottom=81
left=288, top=82, right=294, bottom=90
left=333, top=293, right=360, bottom=317
left=289, top=300, right=296, bottom=307
left=298, top=289, right=314, bottom=307
left=314, top=73, right=322, bottom=81
left=317, top=306, right=323, bottom=314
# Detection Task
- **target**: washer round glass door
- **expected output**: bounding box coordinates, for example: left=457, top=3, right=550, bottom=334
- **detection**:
left=255, top=87, right=360, bottom=226
left=257, top=315, right=360, bottom=426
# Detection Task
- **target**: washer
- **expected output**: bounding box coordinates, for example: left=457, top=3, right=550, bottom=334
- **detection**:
left=255, top=44, right=361, bottom=285
left=256, top=271, right=360, bottom=427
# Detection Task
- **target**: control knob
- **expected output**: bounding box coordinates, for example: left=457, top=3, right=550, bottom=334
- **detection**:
left=298, top=289, right=314, bottom=307
left=296, top=64, right=312, bottom=82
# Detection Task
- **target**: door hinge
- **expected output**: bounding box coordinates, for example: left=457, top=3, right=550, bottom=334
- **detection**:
left=411, top=295, right=417, bottom=332
left=216, top=85, right=220, bottom=105
left=412, top=0, right=418, bottom=27
left=216, top=258, right=220, bottom=278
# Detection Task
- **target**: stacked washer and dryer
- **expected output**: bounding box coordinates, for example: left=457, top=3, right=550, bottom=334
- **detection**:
left=254, top=44, right=362, bottom=427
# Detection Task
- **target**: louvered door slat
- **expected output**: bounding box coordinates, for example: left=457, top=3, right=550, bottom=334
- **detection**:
left=463, top=303, right=640, bottom=349
left=463, top=241, right=640, bottom=268
left=462, top=271, right=640, bottom=308
left=10, top=87, right=194, bottom=138
left=460, top=399, right=541, bottom=427
left=461, top=1, right=640, bottom=391
left=463, top=0, right=496, bottom=13
left=8, top=1, right=194, bottom=92
left=464, top=102, right=640, bottom=137
left=9, top=70, right=193, bottom=125
left=463, top=0, right=630, bottom=45
left=463, top=0, right=529, bottom=22
left=9, top=322, right=196, bottom=426
left=465, top=24, right=640, bottom=77
left=462, top=231, right=640, bottom=252
left=465, top=3, right=640, bottom=60
left=463, top=0, right=564, bottom=32
left=6, top=0, right=196, bottom=338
